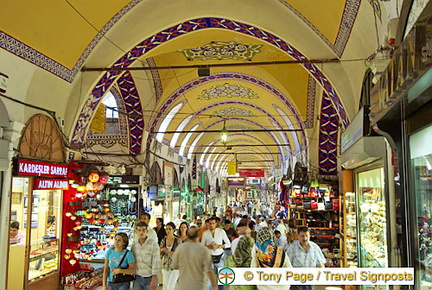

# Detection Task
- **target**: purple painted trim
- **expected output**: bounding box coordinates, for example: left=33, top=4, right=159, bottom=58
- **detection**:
left=0, top=0, right=141, bottom=82
left=72, top=17, right=348, bottom=149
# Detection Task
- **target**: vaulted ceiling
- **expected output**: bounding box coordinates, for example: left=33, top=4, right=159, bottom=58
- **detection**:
left=0, top=0, right=394, bottom=175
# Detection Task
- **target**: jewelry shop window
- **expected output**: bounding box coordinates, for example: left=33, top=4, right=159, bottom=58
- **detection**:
left=410, top=125, right=432, bottom=287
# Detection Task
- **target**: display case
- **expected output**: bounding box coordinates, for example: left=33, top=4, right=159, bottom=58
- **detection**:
left=356, top=167, right=388, bottom=268
left=410, top=125, right=432, bottom=288
left=344, top=192, right=357, bottom=267
left=8, top=175, right=64, bottom=290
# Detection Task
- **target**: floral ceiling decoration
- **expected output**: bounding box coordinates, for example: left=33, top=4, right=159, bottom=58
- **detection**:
left=178, top=41, right=262, bottom=61
left=198, top=83, right=259, bottom=100
left=210, top=107, right=257, bottom=118
left=226, top=124, right=254, bottom=130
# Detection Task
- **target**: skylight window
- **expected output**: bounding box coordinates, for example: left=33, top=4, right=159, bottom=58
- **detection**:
left=102, top=91, right=118, bottom=119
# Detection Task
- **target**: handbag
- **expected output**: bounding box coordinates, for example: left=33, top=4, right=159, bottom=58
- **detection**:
left=112, top=250, right=135, bottom=284
left=311, top=202, right=318, bottom=210
left=212, top=253, right=223, bottom=264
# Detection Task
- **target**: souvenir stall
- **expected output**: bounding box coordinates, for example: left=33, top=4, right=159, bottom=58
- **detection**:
left=6, top=114, right=69, bottom=290
left=60, top=168, right=143, bottom=289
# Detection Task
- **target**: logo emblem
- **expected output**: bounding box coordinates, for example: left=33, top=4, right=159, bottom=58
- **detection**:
left=218, top=267, right=235, bottom=285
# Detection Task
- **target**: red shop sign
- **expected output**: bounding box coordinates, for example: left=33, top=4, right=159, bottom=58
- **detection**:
left=15, top=159, right=69, bottom=177
left=34, top=179, right=69, bottom=190
left=238, top=169, right=265, bottom=177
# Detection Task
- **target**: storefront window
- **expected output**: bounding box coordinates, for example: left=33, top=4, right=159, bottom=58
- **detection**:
left=357, top=167, right=388, bottom=268
left=28, top=188, right=62, bottom=281
left=8, top=177, right=62, bottom=288
left=410, top=125, right=432, bottom=287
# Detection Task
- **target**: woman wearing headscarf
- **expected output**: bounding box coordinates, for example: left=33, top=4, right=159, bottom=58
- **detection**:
left=251, top=227, right=292, bottom=290
left=226, top=228, right=256, bottom=290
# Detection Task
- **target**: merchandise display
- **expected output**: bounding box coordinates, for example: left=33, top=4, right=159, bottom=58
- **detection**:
left=341, top=191, right=357, bottom=267
left=359, top=188, right=387, bottom=267
left=62, top=265, right=103, bottom=289
left=290, top=183, right=340, bottom=267
left=412, top=153, right=432, bottom=286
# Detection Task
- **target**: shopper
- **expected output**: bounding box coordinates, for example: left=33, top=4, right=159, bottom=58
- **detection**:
left=132, top=222, right=161, bottom=290
left=159, top=222, right=181, bottom=290
left=178, top=221, right=189, bottom=243
left=286, top=226, right=326, bottom=290
left=9, top=221, right=25, bottom=246
left=201, top=216, right=231, bottom=289
left=274, top=230, right=289, bottom=251
left=154, top=217, right=167, bottom=244
left=137, top=212, right=158, bottom=241
left=103, top=232, right=136, bottom=290
left=171, top=226, right=218, bottom=290
left=251, top=227, right=292, bottom=290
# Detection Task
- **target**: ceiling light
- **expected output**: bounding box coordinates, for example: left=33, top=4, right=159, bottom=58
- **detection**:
left=220, top=120, right=229, bottom=145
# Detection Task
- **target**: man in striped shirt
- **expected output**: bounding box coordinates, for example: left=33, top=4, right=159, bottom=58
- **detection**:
left=132, top=222, right=161, bottom=290
left=286, top=226, right=326, bottom=290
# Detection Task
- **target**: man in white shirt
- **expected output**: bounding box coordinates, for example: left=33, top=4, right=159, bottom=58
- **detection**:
left=201, top=216, right=231, bottom=274
left=132, top=222, right=161, bottom=290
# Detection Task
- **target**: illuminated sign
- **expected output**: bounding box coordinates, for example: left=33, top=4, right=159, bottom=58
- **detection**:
left=34, top=179, right=69, bottom=190
left=15, top=159, right=68, bottom=177
left=238, top=169, right=265, bottom=177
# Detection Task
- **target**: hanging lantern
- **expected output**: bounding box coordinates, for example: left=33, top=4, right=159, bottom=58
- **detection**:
left=65, top=248, right=73, bottom=254
left=70, top=215, right=77, bottom=221
left=65, top=212, right=72, bottom=217
left=75, top=192, right=83, bottom=198
left=64, top=254, right=70, bottom=259
left=77, top=185, right=86, bottom=192
left=99, top=174, right=109, bottom=184
left=88, top=172, right=100, bottom=183
left=69, top=259, right=77, bottom=265
left=86, top=182, right=95, bottom=191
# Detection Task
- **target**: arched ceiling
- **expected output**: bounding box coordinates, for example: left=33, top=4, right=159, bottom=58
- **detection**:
left=0, top=0, right=394, bottom=175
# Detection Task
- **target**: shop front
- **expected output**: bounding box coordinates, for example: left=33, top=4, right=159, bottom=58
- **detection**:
left=369, top=11, right=432, bottom=288
left=6, top=114, right=69, bottom=290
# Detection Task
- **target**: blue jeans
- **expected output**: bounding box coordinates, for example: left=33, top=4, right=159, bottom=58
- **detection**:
left=133, top=275, right=155, bottom=290
left=108, top=281, right=131, bottom=290
left=209, top=257, right=225, bottom=290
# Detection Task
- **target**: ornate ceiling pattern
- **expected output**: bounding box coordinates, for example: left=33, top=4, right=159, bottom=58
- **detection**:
left=0, top=0, right=391, bottom=173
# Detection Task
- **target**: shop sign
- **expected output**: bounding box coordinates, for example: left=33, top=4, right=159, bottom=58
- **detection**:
left=370, top=23, right=431, bottom=123
left=107, top=175, right=140, bottom=185
left=227, top=161, right=238, bottom=175
left=238, top=168, right=265, bottom=177
left=14, top=159, right=68, bottom=177
left=34, top=178, right=69, bottom=190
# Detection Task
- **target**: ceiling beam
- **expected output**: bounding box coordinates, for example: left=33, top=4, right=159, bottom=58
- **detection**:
left=154, top=129, right=302, bottom=134
left=82, top=58, right=340, bottom=72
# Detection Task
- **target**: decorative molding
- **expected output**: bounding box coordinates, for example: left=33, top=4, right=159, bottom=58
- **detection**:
left=146, top=57, right=163, bottom=103
left=71, top=18, right=348, bottom=149
left=0, top=0, right=141, bottom=82
left=210, top=107, right=256, bottom=117
left=305, top=75, right=316, bottom=129
left=86, top=138, right=128, bottom=148
left=318, top=92, right=339, bottom=175
left=178, top=41, right=262, bottom=61
left=198, top=83, right=259, bottom=100
left=278, top=0, right=361, bottom=57
left=117, top=71, right=145, bottom=155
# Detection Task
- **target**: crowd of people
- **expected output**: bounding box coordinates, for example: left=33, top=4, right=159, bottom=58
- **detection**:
left=102, top=204, right=326, bottom=290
